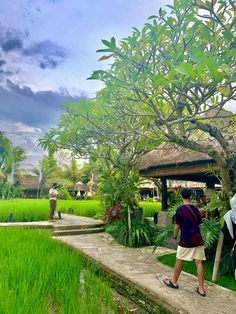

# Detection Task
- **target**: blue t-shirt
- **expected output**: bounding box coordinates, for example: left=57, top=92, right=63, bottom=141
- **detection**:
left=175, top=204, right=204, bottom=248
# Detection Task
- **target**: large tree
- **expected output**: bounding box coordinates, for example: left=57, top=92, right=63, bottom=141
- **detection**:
left=40, top=0, right=236, bottom=197
left=86, top=0, right=236, bottom=197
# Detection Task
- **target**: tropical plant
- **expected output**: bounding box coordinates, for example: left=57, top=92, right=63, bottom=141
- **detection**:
left=0, top=132, right=25, bottom=199
left=98, top=163, right=140, bottom=209
left=153, top=224, right=175, bottom=251
left=63, top=158, right=80, bottom=186
left=201, top=218, right=221, bottom=249
left=106, top=217, right=155, bottom=247
left=31, top=155, right=60, bottom=193
left=220, top=249, right=236, bottom=276
left=57, top=188, right=72, bottom=200
left=0, top=182, right=22, bottom=199
left=201, top=192, right=231, bottom=217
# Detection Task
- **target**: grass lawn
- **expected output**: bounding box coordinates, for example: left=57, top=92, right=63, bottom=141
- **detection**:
left=0, top=228, right=126, bottom=313
left=0, top=199, right=161, bottom=222
left=158, top=253, right=236, bottom=292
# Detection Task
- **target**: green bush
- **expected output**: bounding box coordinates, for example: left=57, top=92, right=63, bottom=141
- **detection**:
left=0, top=182, right=22, bottom=198
left=58, top=188, right=72, bottom=200
left=106, top=217, right=156, bottom=247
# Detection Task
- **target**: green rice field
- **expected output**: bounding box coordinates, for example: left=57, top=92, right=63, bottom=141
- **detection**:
left=0, top=228, right=127, bottom=313
left=0, top=199, right=161, bottom=222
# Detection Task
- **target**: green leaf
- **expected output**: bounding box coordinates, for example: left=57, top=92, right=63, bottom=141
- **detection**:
left=87, top=70, right=106, bottom=80
left=220, top=64, right=230, bottom=74
left=223, top=29, right=234, bottom=41
left=96, top=48, right=114, bottom=53
left=216, top=86, right=231, bottom=97
left=175, top=62, right=194, bottom=78
left=152, top=75, right=169, bottom=86
left=148, top=15, right=158, bottom=20
left=190, top=47, right=205, bottom=62
left=166, top=5, right=175, bottom=10
left=111, top=36, right=116, bottom=47
left=196, top=0, right=211, bottom=9
left=101, top=38, right=116, bottom=50
left=132, top=27, right=141, bottom=35
left=205, top=60, right=222, bottom=82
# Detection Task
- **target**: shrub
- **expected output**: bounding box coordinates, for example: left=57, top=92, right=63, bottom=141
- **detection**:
left=58, top=188, right=72, bottom=200
left=106, top=217, right=156, bottom=247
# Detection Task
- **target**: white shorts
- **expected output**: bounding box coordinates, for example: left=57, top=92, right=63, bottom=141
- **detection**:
left=176, top=245, right=206, bottom=261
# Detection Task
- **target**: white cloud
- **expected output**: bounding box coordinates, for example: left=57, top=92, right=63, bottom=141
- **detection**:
left=14, top=122, right=42, bottom=133
left=0, top=120, right=44, bottom=167
left=225, top=99, right=236, bottom=113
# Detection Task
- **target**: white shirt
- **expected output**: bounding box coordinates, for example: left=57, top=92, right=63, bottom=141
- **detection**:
left=49, top=188, right=58, bottom=200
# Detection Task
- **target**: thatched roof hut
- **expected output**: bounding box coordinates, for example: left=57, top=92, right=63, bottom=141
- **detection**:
left=136, top=143, right=222, bottom=210
left=19, top=175, right=39, bottom=189
left=18, top=174, right=40, bottom=198
left=136, top=143, right=219, bottom=183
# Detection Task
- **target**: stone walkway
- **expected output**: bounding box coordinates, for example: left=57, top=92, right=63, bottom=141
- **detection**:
left=0, top=213, right=102, bottom=228
left=1, top=214, right=235, bottom=313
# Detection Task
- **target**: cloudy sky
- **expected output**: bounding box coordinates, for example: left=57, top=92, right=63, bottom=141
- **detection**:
left=0, top=0, right=172, bottom=166
left=1, top=0, right=235, bottom=167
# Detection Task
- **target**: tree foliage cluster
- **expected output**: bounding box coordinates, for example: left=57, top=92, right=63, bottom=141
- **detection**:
left=40, top=0, right=236, bottom=199
left=0, top=131, right=25, bottom=198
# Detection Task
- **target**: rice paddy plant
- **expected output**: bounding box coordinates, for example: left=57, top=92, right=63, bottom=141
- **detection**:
left=0, top=228, right=127, bottom=313
left=0, top=199, right=104, bottom=222
left=58, top=199, right=104, bottom=217
left=0, top=199, right=161, bottom=222
left=0, top=199, right=49, bottom=222
left=140, top=202, right=161, bottom=217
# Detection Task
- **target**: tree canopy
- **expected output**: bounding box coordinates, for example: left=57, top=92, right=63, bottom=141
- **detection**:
left=40, top=0, right=236, bottom=196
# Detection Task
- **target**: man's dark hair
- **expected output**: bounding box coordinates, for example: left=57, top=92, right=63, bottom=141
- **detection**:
left=181, top=188, right=192, bottom=199
left=52, top=183, right=57, bottom=188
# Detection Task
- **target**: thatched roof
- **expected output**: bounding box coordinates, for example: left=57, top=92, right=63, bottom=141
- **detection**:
left=136, top=142, right=222, bottom=182
left=137, top=112, right=236, bottom=177
left=136, top=143, right=214, bottom=171
left=19, top=175, right=39, bottom=189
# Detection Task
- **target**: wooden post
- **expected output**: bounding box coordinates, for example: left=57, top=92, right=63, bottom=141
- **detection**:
left=212, top=232, right=224, bottom=282
left=161, top=178, right=168, bottom=211
left=128, top=205, right=132, bottom=246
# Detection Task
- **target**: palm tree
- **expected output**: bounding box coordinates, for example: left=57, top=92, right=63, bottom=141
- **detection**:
left=32, top=155, right=60, bottom=197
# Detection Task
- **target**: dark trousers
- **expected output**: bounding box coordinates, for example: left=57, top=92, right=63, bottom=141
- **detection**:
left=49, top=200, right=57, bottom=220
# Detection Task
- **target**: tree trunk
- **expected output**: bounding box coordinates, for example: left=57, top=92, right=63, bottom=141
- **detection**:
left=161, top=178, right=168, bottom=211
left=212, top=232, right=224, bottom=282
left=128, top=205, right=132, bottom=246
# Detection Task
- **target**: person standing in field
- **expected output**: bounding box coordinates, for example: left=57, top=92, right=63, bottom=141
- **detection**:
left=49, top=183, right=58, bottom=222
left=163, top=188, right=206, bottom=297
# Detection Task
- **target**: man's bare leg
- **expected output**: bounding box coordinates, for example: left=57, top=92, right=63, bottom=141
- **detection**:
left=194, top=259, right=205, bottom=294
left=172, top=258, right=182, bottom=285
